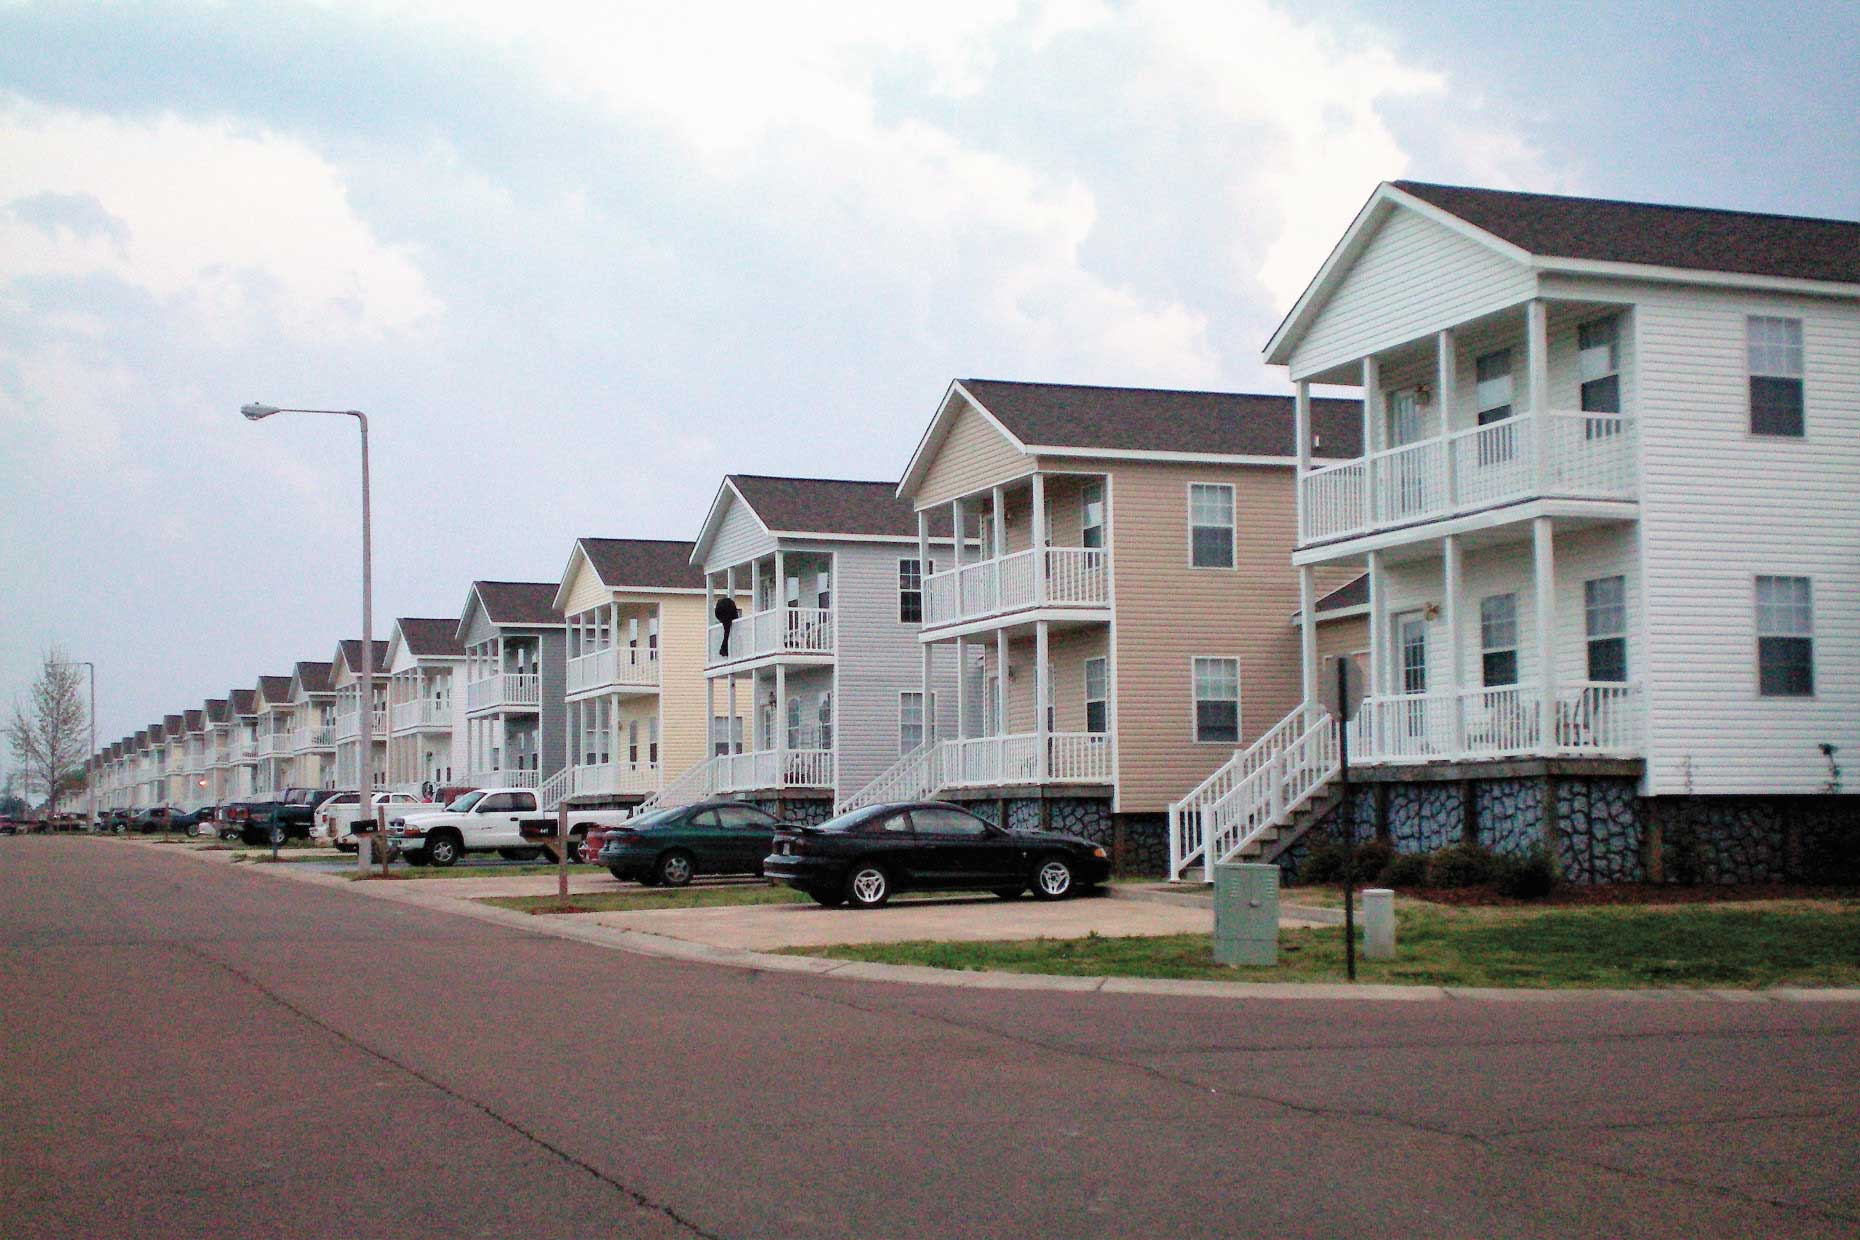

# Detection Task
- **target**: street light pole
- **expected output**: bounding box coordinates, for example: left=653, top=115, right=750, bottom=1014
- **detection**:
left=241, top=403, right=382, bottom=873
left=54, top=660, right=96, bottom=830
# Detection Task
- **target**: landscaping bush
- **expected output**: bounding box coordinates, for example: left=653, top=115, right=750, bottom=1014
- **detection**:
left=1297, top=838, right=1390, bottom=886
left=1492, top=847, right=1559, bottom=899
left=1377, top=851, right=1430, bottom=888
left=1426, top=843, right=1497, bottom=889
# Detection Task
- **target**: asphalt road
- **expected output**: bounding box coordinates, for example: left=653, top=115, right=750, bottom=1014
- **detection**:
left=3, top=837, right=1855, bottom=1239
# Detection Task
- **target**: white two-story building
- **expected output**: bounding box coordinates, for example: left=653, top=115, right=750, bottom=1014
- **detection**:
left=384, top=617, right=468, bottom=797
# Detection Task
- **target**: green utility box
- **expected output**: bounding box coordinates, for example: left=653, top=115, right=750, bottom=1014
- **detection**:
left=1212, top=862, right=1279, bottom=967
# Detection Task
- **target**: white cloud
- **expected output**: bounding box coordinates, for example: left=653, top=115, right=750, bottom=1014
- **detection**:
left=0, top=96, right=441, bottom=345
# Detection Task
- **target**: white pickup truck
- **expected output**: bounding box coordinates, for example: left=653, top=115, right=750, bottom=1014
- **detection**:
left=314, top=790, right=431, bottom=850
left=384, top=787, right=631, bottom=867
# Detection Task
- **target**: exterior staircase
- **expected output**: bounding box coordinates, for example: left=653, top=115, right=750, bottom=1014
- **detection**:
left=537, top=767, right=573, bottom=813
left=837, top=741, right=940, bottom=813
left=631, top=756, right=718, bottom=816
left=1168, top=702, right=1340, bottom=882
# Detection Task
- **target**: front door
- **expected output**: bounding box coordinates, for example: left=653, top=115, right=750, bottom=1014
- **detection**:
left=1383, top=388, right=1427, bottom=517
left=1395, top=612, right=1429, bottom=744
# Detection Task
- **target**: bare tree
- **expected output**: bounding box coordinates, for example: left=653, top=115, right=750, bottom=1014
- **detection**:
left=5, top=649, right=89, bottom=814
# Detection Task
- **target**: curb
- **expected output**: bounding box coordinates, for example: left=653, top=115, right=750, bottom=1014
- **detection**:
left=112, top=837, right=1860, bottom=1007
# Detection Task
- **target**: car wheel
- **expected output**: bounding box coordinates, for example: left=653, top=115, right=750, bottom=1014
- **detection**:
left=846, top=864, right=890, bottom=909
left=404, top=850, right=430, bottom=867
left=425, top=833, right=460, bottom=868
left=1032, top=856, right=1076, bottom=901
left=268, top=824, right=288, bottom=847
left=992, top=886, right=1024, bottom=899
left=571, top=833, right=595, bottom=865
left=809, top=889, right=846, bottom=908
left=654, top=851, right=694, bottom=888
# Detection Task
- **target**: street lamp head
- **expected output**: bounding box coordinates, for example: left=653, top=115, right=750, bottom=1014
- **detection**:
left=241, top=403, right=281, bottom=421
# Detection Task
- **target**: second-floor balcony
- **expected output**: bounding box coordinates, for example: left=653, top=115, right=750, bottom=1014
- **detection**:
left=335, top=706, right=388, bottom=740
left=257, top=730, right=289, bottom=757
left=391, top=698, right=454, bottom=732
left=569, top=761, right=662, bottom=799
left=707, top=606, right=833, bottom=670
left=923, top=546, right=1108, bottom=632
left=710, top=747, right=833, bottom=793
left=567, top=646, right=661, bottom=696
left=466, top=673, right=541, bottom=714
left=1301, top=410, right=1635, bottom=546
left=291, top=723, right=336, bottom=752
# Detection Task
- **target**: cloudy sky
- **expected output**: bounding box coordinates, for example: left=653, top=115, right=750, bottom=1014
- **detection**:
left=2, top=0, right=1856, bottom=756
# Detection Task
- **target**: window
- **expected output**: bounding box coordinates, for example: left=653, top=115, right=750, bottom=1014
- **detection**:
left=1480, top=594, right=1519, bottom=687
left=816, top=570, right=831, bottom=611
left=479, top=793, right=516, bottom=812
left=716, top=806, right=777, bottom=829
left=1475, top=349, right=1514, bottom=423
left=899, top=692, right=928, bottom=756
left=856, top=809, right=914, bottom=835
left=688, top=809, right=719, bottom=829
left=1084, top=657, right=1108, bottom=734
left=909, top=806, right=989, bottom=837
left=1585, top=577, right=1628, bottom=682
left=648, top=616, right=659, bottom=654
left=1578, top=317, right=1620, bottom=414
left=817, top=694, right=833, bottom=750
left=899, top=559, right=926, bottom=624
left=1189, top=484, right=1235, bottom=568
left=628, top=721, right=639, bottom=765
left=648, top=718, right=659, bottom=765
left=786, top=698, right=803, bottom=749
left=1748, top=317, right=1804, bottom=436
left=1755, top=576, right=1814, bottom=696
left=1193, top=657, right=1240, bottom=743
left=1080, top=482, right=1105, bottom=549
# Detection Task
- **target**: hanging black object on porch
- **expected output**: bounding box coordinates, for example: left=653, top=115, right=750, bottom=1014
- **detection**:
left=714, top=596, right=740, bottom=656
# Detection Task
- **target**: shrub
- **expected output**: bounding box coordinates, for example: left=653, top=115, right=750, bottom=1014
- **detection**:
left=1427, top=843, right=1497, bottom=889
left=1296, top=838, right=1390, bottom=886
left=1493, top=847, right=1558, bottom=899
left=1377, top=851, right=1430, bottom=888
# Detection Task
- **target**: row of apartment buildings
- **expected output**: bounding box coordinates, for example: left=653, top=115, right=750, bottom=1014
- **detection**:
left=89, top=182, right=1859, bottom=882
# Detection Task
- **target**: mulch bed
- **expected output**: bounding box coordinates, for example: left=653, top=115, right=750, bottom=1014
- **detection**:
left=1401, top=883, right=1859, bottom=908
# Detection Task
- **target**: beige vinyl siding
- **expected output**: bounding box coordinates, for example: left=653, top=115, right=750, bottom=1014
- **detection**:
left=1074, top=457, right=1309, bottom=813
left=1315, top=614, right=1369, bottom=669
left=1290, top=206, right=1535, bottom=381
left=560, top=550, right=610, bottom=617
left=914, top=401, right=1034, bottom=508
left=983, top=628, right=1109, bottom=735
left=649, top=593, right=714, bottom=780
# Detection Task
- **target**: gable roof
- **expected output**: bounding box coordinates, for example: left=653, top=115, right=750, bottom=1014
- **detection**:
left=1268, top=180, right=1860, bottom=365
left=163, top=713, right=184, bottom=734
left=291, top=661, right=334, bottom=695
left=184, top=709, right=205, bottom=732
left=256, top=676, right=294, bottom=707
left=1395, top=181, right=1860, bottom=287
left=691, top=474, right=949, bottom=565
left=1317, top=574, right=1369, bottom=613
left=396, top=617, right=465, bottom=659
left=463, top=581, right=563, bottom=630
left=577, top=538, right=706, bottom=592
left=229, top=689, right=258, bottom=716
left=336, top=639, right=392, bottom=674
left=205, top=699, right=230, bottom=724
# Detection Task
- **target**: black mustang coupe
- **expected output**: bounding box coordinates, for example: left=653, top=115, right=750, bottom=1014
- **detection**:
left=764, top=801, right=1110, bottom=908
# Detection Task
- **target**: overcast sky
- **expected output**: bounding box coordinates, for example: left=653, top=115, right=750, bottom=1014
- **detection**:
left=2, top=0, right=1856, bottom=757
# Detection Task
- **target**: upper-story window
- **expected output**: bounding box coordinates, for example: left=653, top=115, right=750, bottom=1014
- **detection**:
left=1084, top=657, right=1108, bottom=734
left=816, top=570, right=831, bottom=611
left=1585, top=576, right=1628, bottom=682
left=1748, top=317, right=1804, bottom=437
left=1578, top=317, right=1621, bottom=414
left=898, top=559, right=928, bottom=624
left=1755, top=575, right=1813, bottom=696
left=1475, top=349, right=1514, bottom=424
left=1080, top=482, right=1105, bottom=549
left=1188, top=483, right=1236, bottom=568
left=1480, top=594, right=1519, bottom=687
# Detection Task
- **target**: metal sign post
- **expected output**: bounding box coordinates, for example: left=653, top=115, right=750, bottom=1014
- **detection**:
left=557, top=802, right=570, bottom=904
left=1321, top=657, right=1366, bottom=982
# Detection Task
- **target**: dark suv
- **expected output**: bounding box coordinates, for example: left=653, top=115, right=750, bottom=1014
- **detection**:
left=242, top=788, right=340, bottom=845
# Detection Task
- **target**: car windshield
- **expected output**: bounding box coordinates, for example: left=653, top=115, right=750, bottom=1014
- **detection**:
left=445, top=791, right=485, bottom=812
left=815, top=805, right=896, bottom=834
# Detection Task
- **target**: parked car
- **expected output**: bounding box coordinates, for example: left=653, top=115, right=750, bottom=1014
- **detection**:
left=172, top=806, right=216, bottom=834
left=764, top=801, right=1110, bottom=908
left=240, top=787, right=341, bottom=846
left=596, top=801, right=785, bottom=886
left=0, top=815, right=16, bottom=835
left=130, top=806, right=178, bottom=834
left=216, top=800, right=266, bottom=842
left=101, top=808, right=130, bottom=833
left=315, top=791, right=431, bottom=850
left=386, top=789, right=632, bottom=868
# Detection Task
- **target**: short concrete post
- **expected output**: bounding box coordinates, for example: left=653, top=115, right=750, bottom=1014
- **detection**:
left=1362, top=887, right=1395, bottom=960
left=1213, top=862, right=1279, bottom=967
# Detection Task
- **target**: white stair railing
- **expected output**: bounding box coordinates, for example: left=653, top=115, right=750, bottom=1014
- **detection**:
left=1168, top=703, right=1339, bottom=882
left=632, top=756, right=718, bottom=815
left=839, top=740, right=942, bottom=813
left=537, top=767, right=573, bottom=812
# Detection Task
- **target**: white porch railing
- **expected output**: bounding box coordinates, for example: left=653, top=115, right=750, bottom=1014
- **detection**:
left=707, top=606, right=834, bottom=667
left=391, top=699, right=452, bottom=732
left=841, top=732, right=1114, bottom=810
left=712, top=747, right=834, bottom=793
left=258, top=731, right=286, bottom=756
left=633, top=757, right=719, bottom=813
left=1169, top=704, right=1338, bottom=883
left=466, top=673, right=541, bottom=712
left=567, top=647, right=661, bottom=694
left=1346, top=681, right=1642, bottom=764
left=923, top=547, right=1109, bottom=629
left=465, top=768, right=542, bottom=790
left=335, top=707, right=388, bottom=740
left=537, top=767, right=573, bottom=811
left=1301, top=411, right=1636, bottom=543
left=838, top=741, right=942, bottom=813
left=568, top=762, right=662, bottom=800
left=290, top=724, right=337, bottom=752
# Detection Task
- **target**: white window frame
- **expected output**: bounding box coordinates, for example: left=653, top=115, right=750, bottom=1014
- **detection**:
left=1191, top=656, right=1240, bottom=744
left=1083, top=657, right=1108, bottom=735
left=1475, top=348, right=1515, bottom=424
left=1479, top=593, right=1519, bottom=688
left=1747, top=316, right=1805, bottom=437
left=1754, top=575, right=1814, bottom=697
left=1584, top=576, right=1628, bottom=683
left=898, top=558, right=929, bottom=625
left=898, top=691, right=932, bottom=756
left=1187, top=482, right=1236, bottom=570
left=1080, top=481, right=1105, bottom=550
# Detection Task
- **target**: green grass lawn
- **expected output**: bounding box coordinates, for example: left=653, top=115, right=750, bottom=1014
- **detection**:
left=784, top=900, right=1860, bottom=989
left=481, top=885, right=810, bottom=914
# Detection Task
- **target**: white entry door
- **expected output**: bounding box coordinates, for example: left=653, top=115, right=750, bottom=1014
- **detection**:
left=1383, top=388, right=1428, bottom=518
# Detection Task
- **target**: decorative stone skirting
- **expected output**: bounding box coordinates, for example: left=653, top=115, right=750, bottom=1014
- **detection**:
left=937, top=791, right=1169, bottom=876
left=745, top=796, right=834, bottom=826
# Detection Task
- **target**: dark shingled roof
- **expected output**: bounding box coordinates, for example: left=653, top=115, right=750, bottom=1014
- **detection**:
left=398, top=617, right=465, bottom=658
left=337, top=639, right=392, bottom=674
left=184, top=709, right=204, bottom=731
left=1395, top=181, right=1860, bottom=286
left=164, top=713, right=184, bottom=732
left=472, top=582, right=563, bottom=626
left=578, top=538, right=706, bottom=591
left=728, top=474, right=927, bottom=539
left=256, top=676, right=293, bottom=706
left=229, top=689, right=257, bottom=715
left=205, top=699, right=230, bottom=724
left=293, top=661, right=334, bottom=694
left=1317, top=575, right=1368, bottom=612
left=959, top=380, right=1364, bottom=459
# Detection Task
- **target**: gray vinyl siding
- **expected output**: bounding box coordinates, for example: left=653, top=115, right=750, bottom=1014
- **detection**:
left=708, top=492, right=774, bottom=571
left=1290, top=207, right=1535, bottom=381
left=458, top=603, right=499, bottom=650
left=537, top=627, right=567, bottom=777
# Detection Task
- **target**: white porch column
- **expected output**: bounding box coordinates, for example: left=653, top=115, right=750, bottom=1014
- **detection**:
left=1031, top=473, right=1047, bottom=603
left=1362, top=355, right=1380, bottom=520
left=1527, top=298, right=1551, bottom=490
left=1444, top=534, right=1465, bottom=753
left=954, top=639, right=968, bottom=740
left=1366, top=550, right=1385, bottom=698
left=951, top=499, right=967, bottom=568
left=1532, top=516, right=1558, bottom=753
left=1298, top=565, right=1317, bottom=705
left=774, top=663, right=788, bottom=756
left=1035, top=620, right=1051, bottom=780
left=727, top=674, right=740, bottom=754
left=995, top=629, right=1009, bottom=737
left=1294, top=381, right=1311, bottom=542
left=705, top=676, right=716, bottom=757
left=1437, top=329, right=1457, bottom=508
left=991, top=485, right=1006, bottom=558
